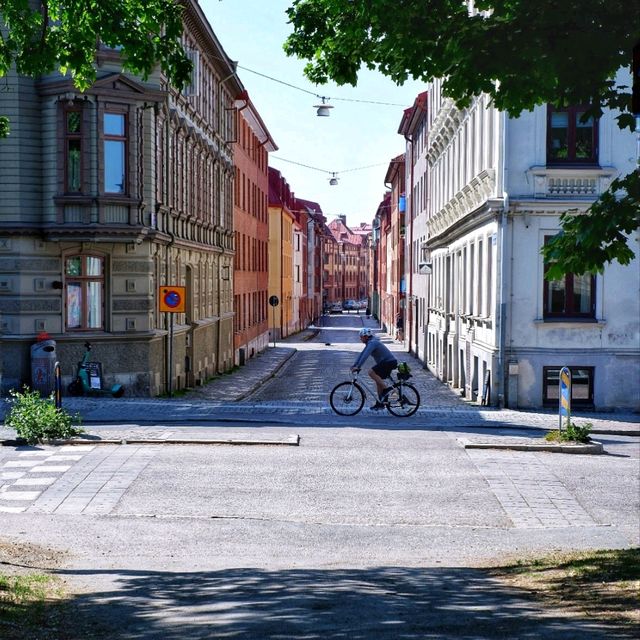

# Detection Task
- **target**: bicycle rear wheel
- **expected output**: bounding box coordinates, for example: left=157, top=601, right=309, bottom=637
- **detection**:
left=330, top=381, right=365, bottom=416
left=386, top=382, right=420, bottom=417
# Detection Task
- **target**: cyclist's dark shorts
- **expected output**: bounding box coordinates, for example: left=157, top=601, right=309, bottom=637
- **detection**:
left=373, top=359, right=398, bottom=378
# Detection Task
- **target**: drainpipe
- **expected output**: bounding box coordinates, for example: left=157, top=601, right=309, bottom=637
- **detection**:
left=496, top=109, right=509, bottom=407
left=404, top=132, right=414, bottom=356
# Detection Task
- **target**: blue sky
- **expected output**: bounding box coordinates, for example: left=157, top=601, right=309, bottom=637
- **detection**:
left=201, top=0, right=424, bottom=228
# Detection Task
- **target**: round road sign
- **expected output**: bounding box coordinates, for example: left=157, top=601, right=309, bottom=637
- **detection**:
left=269, top=295, right=279, bottom=307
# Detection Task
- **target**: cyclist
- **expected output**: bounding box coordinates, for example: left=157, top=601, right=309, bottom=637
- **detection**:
left=351, top=327, right=398, bottom=409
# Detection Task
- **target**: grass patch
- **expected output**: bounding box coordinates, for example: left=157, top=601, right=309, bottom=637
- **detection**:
left=545, top=421, right=592, bottom=444
left=491, top=548, right=640, bottom=628
left=0, top=572, right=66, bottom=638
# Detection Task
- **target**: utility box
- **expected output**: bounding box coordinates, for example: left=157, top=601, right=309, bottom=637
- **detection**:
left=31, top=339, right=57, bottom=397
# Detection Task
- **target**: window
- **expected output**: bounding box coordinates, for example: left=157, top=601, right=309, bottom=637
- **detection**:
left=65, top=110, right=82, bottom=192
left=543, top=366, right=594, bottom=407
left=65, top=255, right=104, bottom=330
left=544, top=237, right=595, bottom=319
left=547, top=106, right=598, bottom=164
left=104, top=113, right=126, bottom=193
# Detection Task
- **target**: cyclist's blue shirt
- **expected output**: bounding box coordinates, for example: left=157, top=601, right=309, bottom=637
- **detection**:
left=353, top=336, right=396, bottom=369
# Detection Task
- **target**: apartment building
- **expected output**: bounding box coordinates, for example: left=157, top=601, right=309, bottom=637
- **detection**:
left=401, top=72, right=639, bottom=409
left=0, top=0, right=242, bottom=395
left=233, top=93, right=276, bottom=365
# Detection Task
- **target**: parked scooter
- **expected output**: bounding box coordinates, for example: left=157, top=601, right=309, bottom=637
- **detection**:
left=68, top=341, right=125, bottom=397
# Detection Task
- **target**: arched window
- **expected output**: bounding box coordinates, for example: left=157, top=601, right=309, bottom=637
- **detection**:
left=65, top=255, right=105, bottom=330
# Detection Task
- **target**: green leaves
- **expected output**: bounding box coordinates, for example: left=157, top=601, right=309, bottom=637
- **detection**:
left=285, top=1, right=638, bottom=117
left=4, top=387, right=83, bottom=444
left=0, top=0, right=192, bottom=137
left=285, top=1, right=640, bottom=274
left=542, top=172, right=640, bottom=279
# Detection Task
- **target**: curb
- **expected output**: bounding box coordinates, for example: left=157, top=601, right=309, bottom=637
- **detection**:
left=458, top=438, right=604, bottom=454
left=234, top=348, right=298, bottom=401
left=1, top=434, right=300, bottom=447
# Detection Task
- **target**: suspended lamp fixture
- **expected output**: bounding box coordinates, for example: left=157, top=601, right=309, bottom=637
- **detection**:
left=329, top=172, right=339, bottom=186
left=314, top=96, right=333, bottom=117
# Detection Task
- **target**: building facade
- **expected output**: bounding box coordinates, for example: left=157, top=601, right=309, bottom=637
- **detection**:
left=0, top=1, right=242, bottom=395
left=232, top=93, right=276, bottom=366
left=400, top=72, right=639, bottom=410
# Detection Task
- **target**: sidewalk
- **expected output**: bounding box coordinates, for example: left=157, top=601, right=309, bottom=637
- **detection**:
left=1, top=322, right=638, bottom=444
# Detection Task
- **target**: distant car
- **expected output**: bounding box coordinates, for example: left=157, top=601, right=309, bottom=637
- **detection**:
left=329, top=302, right=343, bottom=314
left=343, top=300, right=358, bottom=311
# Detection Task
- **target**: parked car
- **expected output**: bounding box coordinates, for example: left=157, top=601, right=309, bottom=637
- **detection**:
left=329, top=302, right=343, bottom=314
left=343, top=300, right=358, bottom=311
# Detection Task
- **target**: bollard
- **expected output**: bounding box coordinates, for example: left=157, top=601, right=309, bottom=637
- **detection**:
left=54, top=361, right=62, bottom=409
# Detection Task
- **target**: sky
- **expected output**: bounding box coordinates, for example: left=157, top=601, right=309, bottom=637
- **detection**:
left=201, top=0, right=425, bottom=228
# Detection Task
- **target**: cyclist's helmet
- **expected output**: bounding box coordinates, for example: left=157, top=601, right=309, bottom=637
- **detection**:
left=358, top=328, right=373, bottom=338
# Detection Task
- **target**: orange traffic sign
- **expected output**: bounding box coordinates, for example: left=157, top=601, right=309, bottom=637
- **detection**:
left=159, top=286, right=186, bottom=313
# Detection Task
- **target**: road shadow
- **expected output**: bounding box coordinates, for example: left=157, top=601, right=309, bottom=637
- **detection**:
left=32, top=565, right=633, bottom=639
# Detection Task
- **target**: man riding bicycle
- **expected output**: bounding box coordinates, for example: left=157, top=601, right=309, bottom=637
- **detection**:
left=351, top=327, right=398, bottom=410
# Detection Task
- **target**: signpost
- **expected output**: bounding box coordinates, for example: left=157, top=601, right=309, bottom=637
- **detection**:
left=559, top=366, right=571, bottom=432
left=268, top=295, right=279, bottom=347
left=159, top=286, right=186, bottom=397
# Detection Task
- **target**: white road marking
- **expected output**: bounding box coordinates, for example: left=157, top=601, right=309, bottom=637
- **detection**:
left=14, top=477, right=57, bottom=486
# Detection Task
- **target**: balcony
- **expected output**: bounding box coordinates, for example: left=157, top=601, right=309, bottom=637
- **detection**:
left=529, top=166, right=617, bottom=198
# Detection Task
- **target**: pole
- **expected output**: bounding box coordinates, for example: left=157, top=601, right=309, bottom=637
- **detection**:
left=54, top=361, right=62, bottom=409
left=272, top=305, right=276, bottom=348
left=168, top=313, right=174, bottom=398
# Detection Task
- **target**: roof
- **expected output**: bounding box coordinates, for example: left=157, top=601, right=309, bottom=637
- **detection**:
left=235, top=90, right=278, bottom=152
left=398, top=91, right=428, bottom=136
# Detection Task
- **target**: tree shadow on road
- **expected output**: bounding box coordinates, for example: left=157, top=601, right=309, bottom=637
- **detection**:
left=22, top=564, right=634, bottom=639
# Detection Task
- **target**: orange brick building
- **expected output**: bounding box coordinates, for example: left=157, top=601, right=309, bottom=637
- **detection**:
left=233, top=93, right=277, bottom=365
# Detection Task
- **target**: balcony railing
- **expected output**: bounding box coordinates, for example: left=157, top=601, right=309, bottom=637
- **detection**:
left=528, top=166, right=617, bottom=198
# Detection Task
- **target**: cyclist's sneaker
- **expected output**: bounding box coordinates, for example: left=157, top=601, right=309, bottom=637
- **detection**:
left=370, top=401, right=386, bottom=410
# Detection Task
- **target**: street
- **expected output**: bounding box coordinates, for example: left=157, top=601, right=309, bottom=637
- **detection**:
left=1, top=314, right=639, bottom=638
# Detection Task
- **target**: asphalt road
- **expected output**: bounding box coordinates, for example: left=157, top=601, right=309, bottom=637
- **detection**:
left=1, top=314, right=638, bottom=638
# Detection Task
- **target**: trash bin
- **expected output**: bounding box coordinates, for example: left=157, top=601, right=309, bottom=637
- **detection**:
left=31, top=339, right=57, bottom=397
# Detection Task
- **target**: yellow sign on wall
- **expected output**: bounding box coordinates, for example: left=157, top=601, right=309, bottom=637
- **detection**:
left=159, top=286, right=186, bottom=313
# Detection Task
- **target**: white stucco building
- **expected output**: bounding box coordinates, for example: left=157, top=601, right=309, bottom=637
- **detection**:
left=402, top=73, right=639, bottom=411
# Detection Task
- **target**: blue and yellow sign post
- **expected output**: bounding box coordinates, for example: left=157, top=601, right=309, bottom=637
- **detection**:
left=559, top=366, right=572, bottom=432
left=159, top=286, right=186, bottom=397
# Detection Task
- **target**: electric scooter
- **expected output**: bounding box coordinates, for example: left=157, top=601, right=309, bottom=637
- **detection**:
left=68, top=341, right=125, bottom=397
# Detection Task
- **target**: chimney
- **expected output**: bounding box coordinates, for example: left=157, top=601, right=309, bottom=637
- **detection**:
left=339, top=214, right=347, bottom=224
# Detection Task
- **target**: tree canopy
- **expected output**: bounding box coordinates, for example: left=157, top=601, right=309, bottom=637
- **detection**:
left=0, top=0, right=192, bottom=138
left=284, top=0, right=640, bottom=275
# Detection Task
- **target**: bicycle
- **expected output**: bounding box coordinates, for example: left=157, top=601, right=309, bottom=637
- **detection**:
left=329, top=368, right=420, bottom=417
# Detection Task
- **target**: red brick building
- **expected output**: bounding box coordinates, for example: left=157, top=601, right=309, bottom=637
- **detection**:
left=233, top=93, right=277, bottom=365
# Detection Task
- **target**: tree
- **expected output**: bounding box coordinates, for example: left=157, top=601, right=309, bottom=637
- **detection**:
left=0, top=0, right=192, bottom=138
left=284, top=0, right=640, bottom=275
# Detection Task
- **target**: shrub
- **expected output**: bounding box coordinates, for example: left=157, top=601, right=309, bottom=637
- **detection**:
left=4, top=387, right=83, bottom=444
left=545, top=421, right=593, bottom=444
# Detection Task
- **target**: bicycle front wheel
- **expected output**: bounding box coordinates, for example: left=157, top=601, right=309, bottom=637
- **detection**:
left=386, top=382, right=420, bottom=417
left=330, top=381, right=365, bottom=416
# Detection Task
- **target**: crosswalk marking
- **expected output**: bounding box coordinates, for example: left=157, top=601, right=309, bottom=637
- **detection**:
left=1, top=491, right=41, bottom=501
left=31, top=465, right=71, bottom=472
left=15, top=477, right=57, bottom=486
left=5, top=460, right=41, bottom=468
left=1, top=472, right=26, bottom=480
left=0, top=506, right=26, bottom=513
